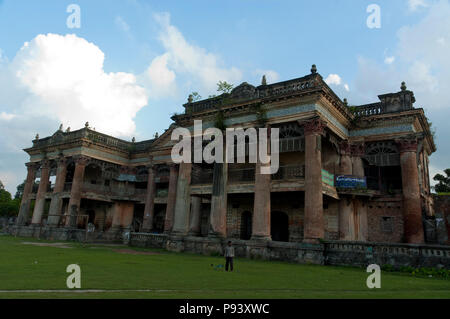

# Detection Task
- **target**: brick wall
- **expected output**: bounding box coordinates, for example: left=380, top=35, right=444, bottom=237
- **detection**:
left=433, top=195, right=450, bottom=245
left=367, top=197, right=404, bottom=243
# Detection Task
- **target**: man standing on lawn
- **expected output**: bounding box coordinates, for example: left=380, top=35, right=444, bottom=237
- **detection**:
left=225, top=241, right=235, bottom=272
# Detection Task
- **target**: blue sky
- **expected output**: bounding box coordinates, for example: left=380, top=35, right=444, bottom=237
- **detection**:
left=0, top=0, right=449, bottom=193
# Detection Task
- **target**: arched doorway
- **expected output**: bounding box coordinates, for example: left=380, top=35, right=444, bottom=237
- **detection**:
left=271, top=211, right=289, bottom=242
left=240, top=211, right=252, bottom=240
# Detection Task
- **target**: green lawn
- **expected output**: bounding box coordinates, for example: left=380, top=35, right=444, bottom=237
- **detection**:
left=0, top=235, right=449, bottom=299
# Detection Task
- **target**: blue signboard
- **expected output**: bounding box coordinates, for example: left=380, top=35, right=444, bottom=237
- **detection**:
left=335, top=175, right=367, bottom=189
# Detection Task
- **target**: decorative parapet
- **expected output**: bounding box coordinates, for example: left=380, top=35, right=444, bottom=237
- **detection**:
left=352, top=103, right=383, bottom=117
left=183, top=74, right=320, bottom=115
left=29, top=127, right=154, bottom=153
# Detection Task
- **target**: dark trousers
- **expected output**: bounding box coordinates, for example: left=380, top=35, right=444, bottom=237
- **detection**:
left=225, top=257, right=234, bottom=271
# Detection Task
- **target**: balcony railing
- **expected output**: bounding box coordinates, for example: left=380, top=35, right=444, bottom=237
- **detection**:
left=228, top=168, right=256, bottom=183
left=279, top=137, right=304, bottom=153
left=63, top=182, right=72, bottom=192
left=272, top=165, right=305, bottom=180
left=81, top=182, right=145, bottom=197
left=191, top=168, right=214, bottom=185
left=352, top=103, right=384, bottom=117
left=156, top=188, right=168, bottom=197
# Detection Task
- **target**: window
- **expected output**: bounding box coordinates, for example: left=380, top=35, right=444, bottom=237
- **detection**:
left=381, top=217, right=394, bottom=233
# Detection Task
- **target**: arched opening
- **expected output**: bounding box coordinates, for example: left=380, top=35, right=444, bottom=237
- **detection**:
left=271, top=211, right=289, bottom=242
left=84, top=164, right=102, bottom=185
left=240, top=211, right=252, bottom=240
left=87, top=209, right=95, bottom=224
left=152, top=204, right=166, bottom=233
left=64, top=161, right=75, bottom=191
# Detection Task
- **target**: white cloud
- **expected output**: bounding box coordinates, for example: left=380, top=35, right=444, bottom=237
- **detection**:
left=115, top=16, right=130, bottom=32
left=325, top=73, right=350, bottom=92
left=408, top=0, right=429, bottom=11
left=325, top=74, right=342, bottom=86
left=0, top=48, right=6, bottom=64
left=384, top=56, right=395, bottom=64
left=11, top=33, right=148, bottom=137
left=0, top=33, right=148, bottom=193
left=254, top=69, right=280, bottom=84
left=352, top=0, right=450, bottom=181
left=0, top=111, right=15, bottom=121
left=147, top=12, right=242, bottom=96
left=145, top=52, right=177, bottom=98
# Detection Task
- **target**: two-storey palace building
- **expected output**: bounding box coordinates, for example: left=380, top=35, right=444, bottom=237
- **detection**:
left=15, top=65, right=436, bottom=246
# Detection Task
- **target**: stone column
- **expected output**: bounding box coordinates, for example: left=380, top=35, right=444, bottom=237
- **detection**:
left=188, top=196, right=202, bottom=236
left=303, top=118, right=326, bottom=243
left=338, top=141, right=353, bottom=240
left=17, top=163, right=38, bottom=225
left=172, top=162, right=192, bottom=235
left=351, top=143, right=368, bottom=241
left=66, top=156, right=89, bottom=228
left=251, top=161, right=271, bottom=240
left=209, top=159, right=228, bottom=238
left=142, top=165, right=156, bottom=232
left=31, top=160, right=50, bottom=225
left=251, top=126, right=272, bottom=240
left=397, top=138, right=424, bottom=244
left=164, top=164, right=179, bottom=233
left=48, top=156, right=67, bottom=226
left=351, top=143, right=365, bottom=177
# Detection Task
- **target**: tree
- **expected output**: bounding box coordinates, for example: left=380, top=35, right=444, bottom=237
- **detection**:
left=433, top=169, right=450, bottom=193
left=217, top=81, right=233, bottom=94
left=15, top=181, right=25, bottom=200
left=0, top=180, right=20, bottom=217
left=191, top=92, right=202, bottom=101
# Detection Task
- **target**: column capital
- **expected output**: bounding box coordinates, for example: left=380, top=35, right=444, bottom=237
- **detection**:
left=73, top=155, right=90, bottom=166
left=339, top=141, right=352, bottom=156
left=396, top=138, right=418, bottom=153
left=350, top=142, right=365, bottom=157
left=25, top=162, right=39, bottom=171
left=56, top=155, right=67, bottom=167
left=145, top=163, right=157, bottom=172
left=40, top=159, right=51, bottom=169
left=302, top=118, right=326, bottom=136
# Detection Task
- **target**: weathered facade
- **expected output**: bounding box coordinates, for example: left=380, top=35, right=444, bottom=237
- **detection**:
left=13, top=66, right=438, bottom=253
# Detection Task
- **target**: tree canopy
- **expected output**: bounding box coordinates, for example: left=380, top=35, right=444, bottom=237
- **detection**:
left=0, top=180, right=21, bottom=217
left=433, top=169, right=450, bottom=193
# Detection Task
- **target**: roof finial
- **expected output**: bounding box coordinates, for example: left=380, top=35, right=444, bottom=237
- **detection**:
left=66, top=127, right=71, bottom=132
left=261, top=75, right=267, bottom=86
left=188, top=94, right=193, bottom=103
left=401, top=81, right=407, bottom=91
left=311, top=64, right=317, bottom=74
left=343, top=98, right=348, bottom=106
left=85, top=122, right=89, bottom=128
left=132, top=137, right=136, bottom=143
left=35, top=134, right=39, bottom=140
left=58, top=124, right=63, bottom=131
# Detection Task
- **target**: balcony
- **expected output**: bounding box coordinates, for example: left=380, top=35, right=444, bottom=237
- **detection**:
left=191, top=168, right=214, bottom=185
left=279, top=137, right=304, bottom=153
left=272, top=165, right=305, bottom=180
left=228, top=168, right=255, bottom=183
left=81, top=182, right=146, bottom=199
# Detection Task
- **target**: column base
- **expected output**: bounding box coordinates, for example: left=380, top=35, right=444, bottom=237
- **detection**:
left=187, top=231, right=201, bottom=237
left=303, top=238, right=322, bottom=244
left=208, top=231, right=226, bottom=239
left=250, top=235, right=272, bottom=241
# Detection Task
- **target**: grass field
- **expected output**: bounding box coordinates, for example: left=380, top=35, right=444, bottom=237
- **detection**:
left=0, top=235, right=449, bottom=299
